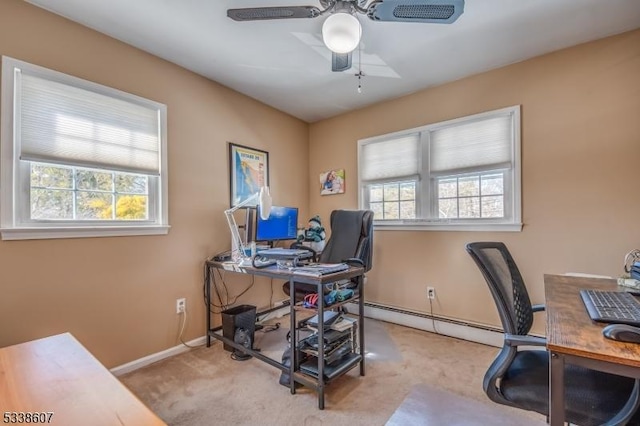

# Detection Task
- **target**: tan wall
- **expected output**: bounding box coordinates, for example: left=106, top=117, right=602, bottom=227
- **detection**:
left=309, top=29, right=640, bottom=333
left=0, top=0, right=309, bottom=367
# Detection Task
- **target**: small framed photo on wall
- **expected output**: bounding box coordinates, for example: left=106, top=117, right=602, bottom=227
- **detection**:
left=320, top=169, right=345, bottom=195
left=228, top=143, right=269, bottom=207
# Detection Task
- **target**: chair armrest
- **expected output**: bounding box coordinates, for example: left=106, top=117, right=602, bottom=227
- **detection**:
left=342, top=257, right=364, bottom=267
left=505, top=334, right=547, bottom=347
left=531, top=304, right=545, bottom=313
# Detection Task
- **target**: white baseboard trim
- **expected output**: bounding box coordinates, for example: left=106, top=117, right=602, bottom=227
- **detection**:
left=347, top=302, right=505, bottom=348
left=110, top=336, right=207, bottom=376
left=111, top=303, right=290, bottom=377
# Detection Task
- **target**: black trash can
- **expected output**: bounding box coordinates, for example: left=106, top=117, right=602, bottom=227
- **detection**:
left=221, top=304, right=257, bottom=352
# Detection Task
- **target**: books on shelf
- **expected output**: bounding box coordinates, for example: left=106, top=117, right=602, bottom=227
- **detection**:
left=300, top=331, right=352, bottom=358
left=301, top=317, right=358, bottom=354
left=292, top=263, right=349, bottom=277
left=306, top=313, right=357, bottom=332
left=331, top=316, right=357, bottom=332
left=306, top=311, right=342, bottom=329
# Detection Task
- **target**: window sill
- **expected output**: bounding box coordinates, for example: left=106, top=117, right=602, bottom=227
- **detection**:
left=0, top=225, right=170, bottom=241
left=373, top=222, right=523, bottom=232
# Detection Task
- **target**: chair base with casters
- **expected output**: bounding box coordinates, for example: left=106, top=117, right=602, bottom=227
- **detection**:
left=466, top=241, right=640, bottom=426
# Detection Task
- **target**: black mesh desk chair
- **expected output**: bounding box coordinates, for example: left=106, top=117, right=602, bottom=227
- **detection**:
left=284, top=209, right=373, bottom=302
left=466, top=242, right=640, bottom=426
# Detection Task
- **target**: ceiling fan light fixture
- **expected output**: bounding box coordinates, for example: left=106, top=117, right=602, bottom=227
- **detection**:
left=322, top=12, right=361, bottom=54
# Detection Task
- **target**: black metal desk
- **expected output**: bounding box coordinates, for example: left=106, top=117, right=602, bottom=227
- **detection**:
left=205, top=259, right=366, bottom=409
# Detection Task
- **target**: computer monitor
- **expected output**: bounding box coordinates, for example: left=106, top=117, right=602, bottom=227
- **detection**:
left=255, top=206, right=298, bottom=242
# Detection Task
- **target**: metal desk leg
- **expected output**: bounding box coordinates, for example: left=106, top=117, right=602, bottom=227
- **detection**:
left=549, top=351, right=565, bottom=426
left=289, top=278, right=296, bottom=395
left=358, top=274, right=365, bottom=376
left=205, top=263, right=211, bottom=348
left=318, top=280, right=325, bottom=410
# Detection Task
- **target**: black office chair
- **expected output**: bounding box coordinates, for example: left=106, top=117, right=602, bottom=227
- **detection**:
left=284, top=209, right=374, bottom=302
left=465, top=242, right=640, bottom=426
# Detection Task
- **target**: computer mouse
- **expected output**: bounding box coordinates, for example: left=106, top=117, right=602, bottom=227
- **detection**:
left=602, top=323, right=640, bottom=343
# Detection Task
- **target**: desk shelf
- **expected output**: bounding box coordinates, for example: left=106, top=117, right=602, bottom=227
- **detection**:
left=292, top=293, right=359, bottom=312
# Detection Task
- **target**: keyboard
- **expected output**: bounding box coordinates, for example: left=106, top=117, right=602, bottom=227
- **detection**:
left=256, top=248, right=315, bottom=266
left=259, top=248, right=311, bottom=257
left=580, top=290, right=640, bottom=326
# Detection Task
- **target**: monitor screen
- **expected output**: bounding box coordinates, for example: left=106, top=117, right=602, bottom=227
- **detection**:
left=256, top=206, right=298, bottom=242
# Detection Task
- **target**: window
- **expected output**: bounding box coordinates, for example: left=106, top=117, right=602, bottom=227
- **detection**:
left=369, top=181, right=417, bottom=220
left=358, top=106, right=521, bottom=231
left=0, top=56, right=169, bottom=240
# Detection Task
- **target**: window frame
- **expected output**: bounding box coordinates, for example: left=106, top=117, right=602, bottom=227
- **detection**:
left=358, top=106, right=522, bottom=232
left=0, top=56, right=169, bottom=240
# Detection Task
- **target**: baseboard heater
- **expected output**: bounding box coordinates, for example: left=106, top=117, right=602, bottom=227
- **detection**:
left=347, top=301, right=505, bottom=348
left=110, top=301, right=510, bottom=377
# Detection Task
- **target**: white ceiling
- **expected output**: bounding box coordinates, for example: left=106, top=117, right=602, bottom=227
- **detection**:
left=25, top=0, right=640, bottom=123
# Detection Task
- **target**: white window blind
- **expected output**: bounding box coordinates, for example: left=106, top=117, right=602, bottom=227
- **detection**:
left=360, top=133, right=420, bottom=182
left=18, top=71, right=161, bottom=175
left=430, top=115, right=512, bottom=174
left=358, top=105, right=521, bottom=231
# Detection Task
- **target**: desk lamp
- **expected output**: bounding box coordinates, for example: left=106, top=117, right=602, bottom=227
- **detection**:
left=224, top=186, right=272, bottom=264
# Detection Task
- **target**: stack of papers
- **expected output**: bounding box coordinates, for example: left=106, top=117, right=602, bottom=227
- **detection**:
left=293, top=263, right=349, bottom=277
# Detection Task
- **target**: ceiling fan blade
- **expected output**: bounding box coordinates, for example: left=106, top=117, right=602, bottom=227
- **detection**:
left=227, top=6, right=321, bottom=21
left=367, top=0, right=465, bottom=24
left=332, top=52, right=352, bottom=72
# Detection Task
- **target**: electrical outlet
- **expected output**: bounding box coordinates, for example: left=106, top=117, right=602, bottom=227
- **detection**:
left=427, top=287, right=436, bottom=300
left=176, top=298, right=186, bottom=314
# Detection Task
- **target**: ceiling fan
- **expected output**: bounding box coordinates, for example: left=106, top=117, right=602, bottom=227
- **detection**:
left=227, top=0, right=465, bottom=72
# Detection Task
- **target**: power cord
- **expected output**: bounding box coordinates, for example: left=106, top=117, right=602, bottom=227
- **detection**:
left=178, top=306, right=203, bottom=348
left=227, top=274, right=256, bottom=306
left=260, top=322, right=281, bottom=333
left=202, top=262, right=256, bottom=314
left=202, top=262, right=229, bottom=314
left=428, top=297, right=439, bottom=335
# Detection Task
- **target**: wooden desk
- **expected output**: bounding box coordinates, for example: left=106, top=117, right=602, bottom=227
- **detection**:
left=545, top=274, right=640, bottom=426
left=0, top=333, right=165, bottom=426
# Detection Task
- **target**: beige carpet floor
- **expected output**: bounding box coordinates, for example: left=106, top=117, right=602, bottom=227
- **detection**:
left=120, top=318, right=546, bottom=425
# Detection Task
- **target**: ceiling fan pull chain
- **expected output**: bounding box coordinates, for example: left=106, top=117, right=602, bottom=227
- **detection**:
left=356, top=37, right=364, bottom=94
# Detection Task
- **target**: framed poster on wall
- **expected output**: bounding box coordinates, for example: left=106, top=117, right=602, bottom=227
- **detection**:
left=228, top=143, right=270, bottom=208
